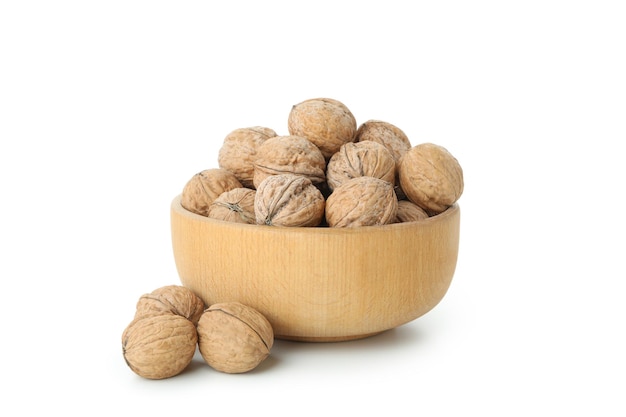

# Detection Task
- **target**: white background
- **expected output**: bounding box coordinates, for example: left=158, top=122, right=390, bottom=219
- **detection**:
left=2, top=1, right=625, bottom=415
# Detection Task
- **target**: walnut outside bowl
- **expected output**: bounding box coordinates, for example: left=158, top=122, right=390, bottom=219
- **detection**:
left=170, top=195, right=460, bottom=342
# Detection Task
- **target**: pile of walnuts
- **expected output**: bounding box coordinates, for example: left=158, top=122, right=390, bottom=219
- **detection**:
left=122, top=285, right=274, bottom=379
left=123, top=98, right=466, bottom=380
left=181, top=97, right=464, bottom=228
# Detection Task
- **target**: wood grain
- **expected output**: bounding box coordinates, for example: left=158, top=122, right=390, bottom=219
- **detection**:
left=171, top=195, right=460, bottom=342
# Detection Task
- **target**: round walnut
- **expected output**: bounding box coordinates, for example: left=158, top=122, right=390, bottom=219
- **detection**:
left=253, top=135, right=326, bottom=189
left=122, top=313, right=197, bottom=380
left=218, top=126, right=277, bottom=188
left=207, top=187, right=256, bottom=224
left=288, top=98, right=357, bottom=159
left=326, top=141, right=396, bottom=191
left=395, top=200, right=429, bottom=223
left=356, top=120, right=412, bottom=201
left=197, top=302, right=274, bottom=374
left=398, top=143, right=464, bottom=214
left=355, top=120, right=412, bottom=165
left=181, top=168, right=243, bottom=217
left=325, top=176, right=398, bottom=228
left=135, top=285, right=205, bottom=325
left=255, top=174, right=325, bottom=227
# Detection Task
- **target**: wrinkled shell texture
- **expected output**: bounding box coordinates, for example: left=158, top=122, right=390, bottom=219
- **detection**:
left=122, top=314, right=197, bottom=380
left=252, top=135, right=326, bottom=188
left=325, top=176, right=398, bottom=227
left=176, top=99, right=464, bottom=228
left=197, top=302, right=274, bottom=374
left=135, top=285, right=206, bottom=325
left=207, top=187, right=256, bottom=224
left=326, top=141, right=396, bottom=191
left=218, top=126, right=277, bottom=188
left=181, top=168, right=243, bottom=216
left=399, top=143, right=464, bottom=214
left=287, top=98, right=357, bottom=159
left=355, top=120, right=412, bottom=165
left=395, top=200, right=429, bottom=223
left=255, top=174, right=325, bottom=227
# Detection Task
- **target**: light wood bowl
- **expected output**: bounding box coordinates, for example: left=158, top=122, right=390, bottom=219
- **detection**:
left=170, top=195, right=460, bottom=342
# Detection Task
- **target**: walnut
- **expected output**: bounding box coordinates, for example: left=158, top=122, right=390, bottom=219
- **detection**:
left=288, top=98, right=357, bottom=159
left=355, top=120, right=411, bottom=165
left=135, top=285, right=205, bottom=325
left=255, top=174, right=325, bottom=227
left=326, top=141, right=396, bottom=191
left=181, top=168, right=243, bottom=217
left=197, top=302, right=274, bottom=374
left=218, top=126, right=277, bottom=188
left=395, top=200, right=429, bottom=223
left=398, top=143, right=463, bottom=214
left=325, top=176, right=398, bottom=227
left=252, top=135, right=326, bottom=189
left=356, top=120, right=412, bottom=200
left=122, top=313, right=197, bottom=380
left=207, top=187, right=256, bottom=224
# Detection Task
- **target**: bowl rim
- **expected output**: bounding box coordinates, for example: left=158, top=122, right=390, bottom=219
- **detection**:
left=171, top=194, right=459, bottom=235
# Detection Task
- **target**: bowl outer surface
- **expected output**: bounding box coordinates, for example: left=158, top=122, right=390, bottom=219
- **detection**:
left=170, top=195, right=460, bottom=341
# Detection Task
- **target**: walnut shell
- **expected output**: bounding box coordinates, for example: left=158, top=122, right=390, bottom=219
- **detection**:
left=395, top=200, right=429, bottom=223
left=398, top=143, right=463, bottom=214
left=326, top=141, right=396, bottom=191
left=135, top=285, right=205, bottom=325
left=218, top=126, right=277, bottom=188
left=355, top=120, right=412, bottom=165
left=197, top=302, right=274, bottom=374
left=253, top=135, right=326, bottom=188
left=181, top=168, right=243, bottom=217
left=325, top=176, right=398, bottom=228
left=356, top=120, right=412, bottom=200
left=288, top=98, right=357, bottom=159
left=122, top=313, right=197, bottom=380
left=255, top=173, right=325, bottom=227
left=207, top=187, right=256, bottom=224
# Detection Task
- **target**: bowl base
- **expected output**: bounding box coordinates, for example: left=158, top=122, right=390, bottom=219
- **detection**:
left=276, top=331, right=385, bottom=343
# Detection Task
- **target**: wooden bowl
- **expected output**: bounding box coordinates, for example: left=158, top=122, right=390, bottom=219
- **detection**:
left=170, top=195, right=460, bottom=342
